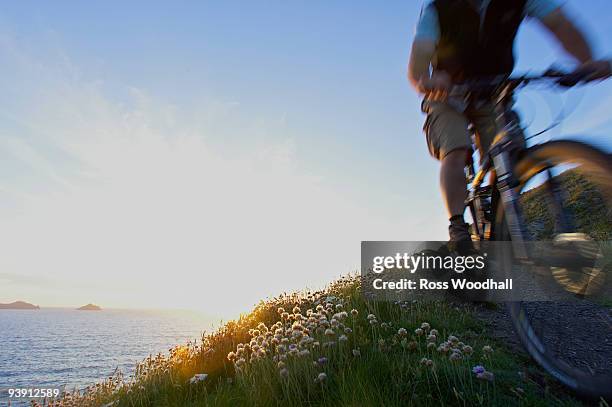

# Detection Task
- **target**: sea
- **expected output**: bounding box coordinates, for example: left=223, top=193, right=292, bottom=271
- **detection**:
left=0, top=308, right=217, bottom=404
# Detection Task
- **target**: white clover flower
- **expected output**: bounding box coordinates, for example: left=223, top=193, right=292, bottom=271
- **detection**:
left=437, top=344, right=450, bottom=353
left=430, top=329, right=439, bottom=336
left=463, top=345, right=473, bottom=355
left=482, top=345, right=493, bottom=354
left=398, top=328, right=408, bottom=337
left=420, top=357, right=429, bottom=366
left=335, top=304, right=343, bottom=310
left=367, top=314, right=376, bottom=321
left=477, top=371, right=495, bottom=382
left=189, top=374, right=208, bottom=384
left=369, top=319, right=378, bottom=326
left=420, top=322, right=431, bottom=331
left=344, top=327, right=352, bottom=334
left=227, top=352, right=236, bottom=361
left=315, top=372, right=328, bottom=383
left=449, top=352, right=462, bottom=362
left=351, top=309, right=358, bottom=316
left=324, top=328, right=335, bottom=337
left=323, top=341, right=336, bottom=348
left=415, top=328, right=424, bottom=336
left=427, top=334, right=436, bottom=343
left=448, top=335, right=459, bottom=344
left=381, top=322, right=389, bottom=329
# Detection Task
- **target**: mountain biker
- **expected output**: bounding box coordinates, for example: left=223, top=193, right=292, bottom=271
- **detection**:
left=408, top=0, right=611, bottom=245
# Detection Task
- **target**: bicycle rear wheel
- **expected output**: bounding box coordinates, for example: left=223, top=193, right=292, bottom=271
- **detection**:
left=493, top=140, right=612, bottom=399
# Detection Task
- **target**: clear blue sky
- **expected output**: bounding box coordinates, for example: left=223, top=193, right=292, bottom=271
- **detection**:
left=0, top=1, right=611, bottom=314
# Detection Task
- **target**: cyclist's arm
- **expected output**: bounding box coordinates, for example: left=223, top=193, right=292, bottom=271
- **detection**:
left=540, top=7, right=592, bottom=63
left=539, top=7, right=611, bottom=79
left=408, top=39, right=436, bottom=94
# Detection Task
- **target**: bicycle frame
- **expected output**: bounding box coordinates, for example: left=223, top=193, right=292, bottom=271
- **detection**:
left=465, top=96, right=531, bottom=259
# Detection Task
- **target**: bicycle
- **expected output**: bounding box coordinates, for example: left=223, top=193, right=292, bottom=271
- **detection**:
left=454, top=69, right=612, bottom=399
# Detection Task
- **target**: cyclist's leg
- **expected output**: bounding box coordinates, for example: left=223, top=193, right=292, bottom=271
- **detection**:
left=422, top=100, right=472, bottom=241
left=468, top=102, right=526, bottom=158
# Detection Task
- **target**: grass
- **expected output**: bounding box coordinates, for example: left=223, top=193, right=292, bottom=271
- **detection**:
left=39, top=276, right=581, bottom=407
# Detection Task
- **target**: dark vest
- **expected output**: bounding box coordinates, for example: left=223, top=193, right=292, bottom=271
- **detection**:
left=433, top=0, right=527, bottom=82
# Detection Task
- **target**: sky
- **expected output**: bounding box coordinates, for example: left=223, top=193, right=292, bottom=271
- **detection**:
left=1, top=1, right=611, bottom=319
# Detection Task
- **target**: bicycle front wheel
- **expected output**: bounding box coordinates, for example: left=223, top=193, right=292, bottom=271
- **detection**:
left=493, top=140, right=612, bottom=400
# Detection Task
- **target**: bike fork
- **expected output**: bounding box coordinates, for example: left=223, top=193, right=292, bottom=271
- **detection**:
left=490, top=141, right=531, bottom=259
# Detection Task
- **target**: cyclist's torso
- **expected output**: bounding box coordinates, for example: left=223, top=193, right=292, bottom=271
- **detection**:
left=433, top=0, right=527, bottom=82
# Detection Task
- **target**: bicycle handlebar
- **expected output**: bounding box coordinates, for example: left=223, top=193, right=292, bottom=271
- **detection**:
left=449, top=68, right=597, bottom=99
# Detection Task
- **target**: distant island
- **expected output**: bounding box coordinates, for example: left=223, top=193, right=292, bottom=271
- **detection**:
left=0, top=300, right=40, bottom=310
left=77, top=303, right=102, bottom=311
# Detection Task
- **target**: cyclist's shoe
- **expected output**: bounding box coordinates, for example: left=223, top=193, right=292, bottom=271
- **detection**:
left=448, top=216, right=475, bottom=255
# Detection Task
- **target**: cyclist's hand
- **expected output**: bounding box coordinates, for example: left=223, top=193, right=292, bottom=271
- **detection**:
left=419, top=71, right=452, bottom=101
left=575, top=59, right=612, bottom=82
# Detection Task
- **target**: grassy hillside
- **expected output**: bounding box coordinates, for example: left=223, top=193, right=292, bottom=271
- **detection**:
left=521, top=169, right=612, bottom=241
left=44, top=277, right=580, bottom=407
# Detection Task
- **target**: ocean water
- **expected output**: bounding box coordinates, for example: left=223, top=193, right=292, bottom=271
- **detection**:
left=0, top=308, right=216, bottom=400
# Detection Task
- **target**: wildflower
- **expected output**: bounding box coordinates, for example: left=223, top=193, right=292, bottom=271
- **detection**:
left=318, top=357, right=328, bottom=365
left=398, top=328, right=408, bottom=337
left=426, top=334, right=436, bottom=343
left=277, top=307, right=285, bottom=314
left=482, top=345, right=493, bottom=354
left=472, top=365, right=486, bottom=374
left=335, top=304, right=343, bottom=310
left=426, top=359, right=434, bottom=367
left=352, top=348, right=361, bottom=357
left=235, top=358, right=246, bottom=367
left=227, top=351, right=236, bottom=361
left=315, top=372, right=328, bottom=383
left=369, top=319, right=378, bottom=326
left=463, top=345, right=473, bottom=355
left=427, top=342, right=436, bottom=350
left=448, top=335, right=459, bottom=344
left=449, top=352, right=462, bottom=362
left=414, top=328, right=424, bottom=336
left=351, top=309, right=358, bottom=316
left=323, top=341, right=336, bottom=348
left=420, top=322, right=431, bottom=331
left=344, top=327, right=352, bottom=334
left=338, top=334, right=348, bottom=343
left=420, top=357, right=429, bottom=365
left=477, top=371, right=495, bottom=382
left=325, top=328, right=335, bottom=337
left=316, top=304, right=324, bottom=312
left=381, top=322, right=389, bottom=329
left=189, top=374, right=208, bottom=384
left=367, top=314, right=376, bottom=321
left=293, top=306, right=301, bottom=314
left=279, top=368, right=289, bottom=378
left=430, top=329, right=439, bottom=336
left=281, top=312, right=289, bottom=320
